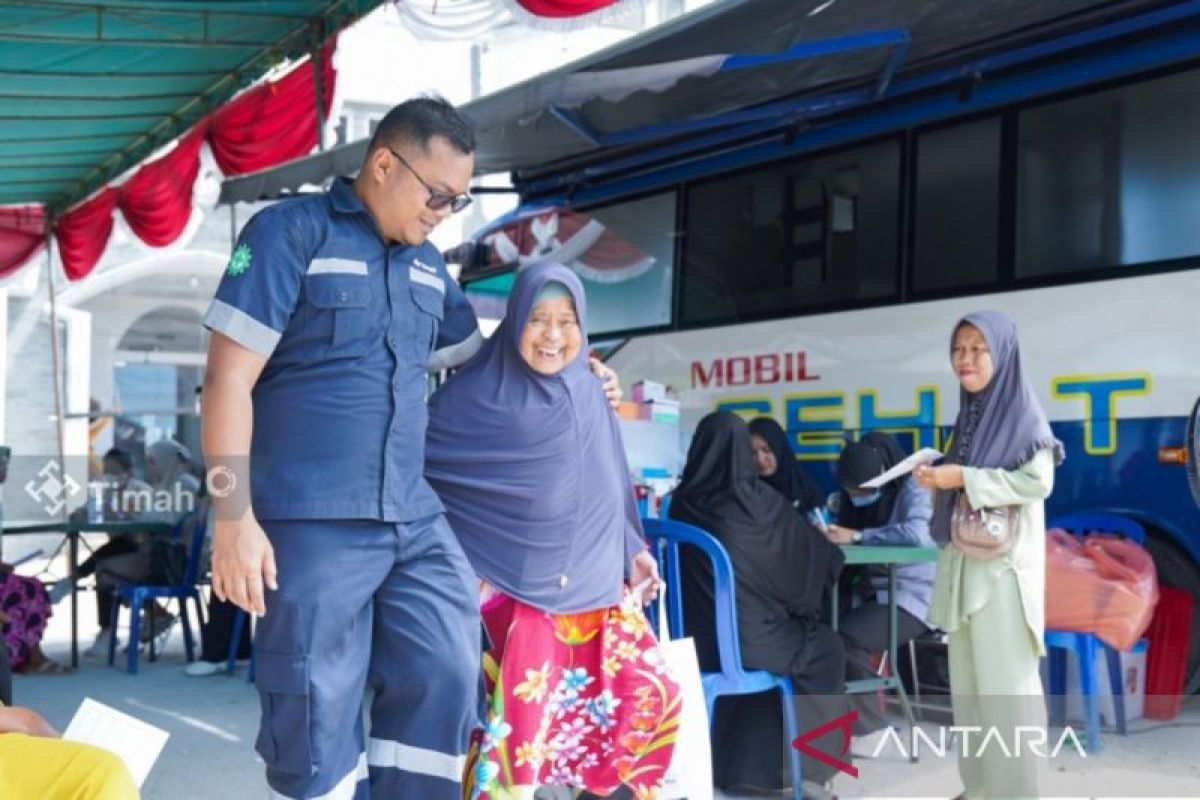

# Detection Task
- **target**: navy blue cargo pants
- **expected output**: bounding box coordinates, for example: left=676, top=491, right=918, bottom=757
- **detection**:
left=255, top=515, right=480, bottom=799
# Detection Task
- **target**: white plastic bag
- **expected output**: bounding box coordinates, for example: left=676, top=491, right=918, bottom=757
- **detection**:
left=656, top=591, right=713, bottom=800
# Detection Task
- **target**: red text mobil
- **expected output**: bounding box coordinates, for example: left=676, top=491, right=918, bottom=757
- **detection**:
left=713, top=372, right=1151, bottom=461
left=691, top=351, right=818, bottom=388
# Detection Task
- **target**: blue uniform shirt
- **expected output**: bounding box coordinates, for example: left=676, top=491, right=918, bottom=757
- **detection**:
left=203, top=177, right=481, bottom=522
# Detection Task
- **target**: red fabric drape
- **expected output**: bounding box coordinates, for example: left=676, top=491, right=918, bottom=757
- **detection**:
left=208, top=43, right=336, bottom=175
left=33, top=38, right=338, bottom=281
left=55, top=187, right=119, bottom=281
left=0, top=206, right=46, bottom=279
left=512, top=0, right=620, bottom=18
left=119, top=127, right=206, bottom=247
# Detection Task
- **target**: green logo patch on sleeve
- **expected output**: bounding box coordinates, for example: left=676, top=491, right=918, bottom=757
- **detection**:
left=226, top=244, right=252, bottom=277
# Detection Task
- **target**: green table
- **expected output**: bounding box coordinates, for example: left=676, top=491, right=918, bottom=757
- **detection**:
left=833, top=545, right=941, bottom=756
left=4, top=519, right=175, bottom=667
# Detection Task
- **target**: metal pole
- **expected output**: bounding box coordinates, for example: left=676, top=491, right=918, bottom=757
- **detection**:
left=45, top=229, right=78, bottom=667
left=310, top=18, right=326, bottom=153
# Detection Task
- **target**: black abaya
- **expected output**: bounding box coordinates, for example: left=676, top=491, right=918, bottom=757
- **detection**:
left=670, top=412, right=849, bottom=788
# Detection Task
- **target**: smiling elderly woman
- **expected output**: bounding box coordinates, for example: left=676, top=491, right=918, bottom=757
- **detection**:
left=425, top=262, right=679, bottom=800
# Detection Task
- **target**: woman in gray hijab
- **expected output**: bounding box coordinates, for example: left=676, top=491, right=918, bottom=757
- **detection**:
left=914, top=310, right=1062, bottom=800
left=426, top=263, right=676, bottom=800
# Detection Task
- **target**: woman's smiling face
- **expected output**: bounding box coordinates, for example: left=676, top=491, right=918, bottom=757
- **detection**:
left=519, top=295, right=581, bottom=376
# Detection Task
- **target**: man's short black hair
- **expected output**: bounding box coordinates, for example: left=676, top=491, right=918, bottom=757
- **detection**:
left=367, top=95, right=476, bottom=158
left=103, top=447, right=133, bottom=472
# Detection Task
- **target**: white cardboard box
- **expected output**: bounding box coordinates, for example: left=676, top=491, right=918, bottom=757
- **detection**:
left=1041, top=640, right=1147, bottom=725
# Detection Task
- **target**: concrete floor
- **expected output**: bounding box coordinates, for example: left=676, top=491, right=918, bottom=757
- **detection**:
left=14, top=584, right=1200, bottom=799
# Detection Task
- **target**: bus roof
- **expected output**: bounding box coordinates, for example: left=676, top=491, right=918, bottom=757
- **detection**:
left=472, top=0, right=1166, bottom=180
left=220, top=0, right=1171, bottom=204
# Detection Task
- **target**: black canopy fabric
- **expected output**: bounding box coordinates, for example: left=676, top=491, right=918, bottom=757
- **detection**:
left=219, top=0, right=1167, bottom=203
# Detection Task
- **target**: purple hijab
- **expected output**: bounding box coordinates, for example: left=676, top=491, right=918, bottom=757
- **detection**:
left=425, top=262, right=645, bottom=613
left=931, top=310, right=1063, bottom=544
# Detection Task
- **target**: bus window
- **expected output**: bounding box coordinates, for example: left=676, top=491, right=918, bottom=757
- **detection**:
left=680, top=138, right=901, bottom=325
left=469, top=192, right=677, bottom=336
left=1017, top=67, right=1200, bottom=277
left=914, top=117, right=1002, bottom=292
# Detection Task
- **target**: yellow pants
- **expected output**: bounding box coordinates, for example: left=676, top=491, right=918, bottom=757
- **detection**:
left=947, top=569, right=1046, bottom=800
left=0, top=733, right=138, bottom=799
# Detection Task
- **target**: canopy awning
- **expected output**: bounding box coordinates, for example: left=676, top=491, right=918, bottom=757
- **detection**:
left=0, top=0, right=385, bottom=278
left=220, top=0, right=1180, bottom=204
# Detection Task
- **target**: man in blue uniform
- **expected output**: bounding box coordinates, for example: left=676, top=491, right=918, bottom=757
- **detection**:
left=201, top=97, right=616, bottom=800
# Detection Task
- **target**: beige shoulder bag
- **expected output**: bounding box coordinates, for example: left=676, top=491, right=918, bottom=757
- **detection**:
left=950, top=492, right=1018, bottom=559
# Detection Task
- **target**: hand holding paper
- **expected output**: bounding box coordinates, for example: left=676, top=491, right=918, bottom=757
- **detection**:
left=859, top=447, right=943, bottom=489
left=63, top=698, right=169, bottom=788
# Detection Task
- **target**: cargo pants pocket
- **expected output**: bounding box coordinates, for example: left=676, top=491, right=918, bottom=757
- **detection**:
left=254, top=651, right=316, bottom=778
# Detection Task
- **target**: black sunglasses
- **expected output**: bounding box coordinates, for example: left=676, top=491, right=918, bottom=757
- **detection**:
left=387, top=147, right=472, bottom=214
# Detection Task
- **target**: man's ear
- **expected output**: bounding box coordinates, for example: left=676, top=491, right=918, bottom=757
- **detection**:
left=365, top=146, right=392, bottom=185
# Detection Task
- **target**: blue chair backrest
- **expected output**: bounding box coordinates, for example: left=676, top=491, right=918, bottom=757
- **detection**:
left=1049, top=512, right=1145, bottom=545
left=642, top=517, right=752, bottom=682
left=171, top=505, right=209, bottom=587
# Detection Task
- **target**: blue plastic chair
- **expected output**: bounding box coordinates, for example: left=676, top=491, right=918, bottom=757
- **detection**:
left=227, top=608, right=257, bottom=682
left=642, top=518, right=803, bottom=800
left=108, top=509, right=208, bottom=674
left=1045, top=512, right=1146, bottom=753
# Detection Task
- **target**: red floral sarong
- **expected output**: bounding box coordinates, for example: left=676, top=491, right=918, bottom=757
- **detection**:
left=466, top=589, right=680, bottom=799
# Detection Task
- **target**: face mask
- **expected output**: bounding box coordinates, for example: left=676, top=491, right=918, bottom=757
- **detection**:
left=849, top=490, right=882, bottom=507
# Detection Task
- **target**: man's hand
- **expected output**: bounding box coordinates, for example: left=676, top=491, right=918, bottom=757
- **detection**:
left=628, top=549, right=663, bottom=604
left=825, top=524, right=858, bottom=545
left=211, top=514, right=278, bottom=617
left=0, top=707, right=59, bottom=737
left=914, top=464, right=963, bottom=491
left=588, top=357, right=622, bottom=410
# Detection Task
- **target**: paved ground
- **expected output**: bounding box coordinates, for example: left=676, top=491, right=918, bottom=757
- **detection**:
left=14, top=579, right=1200, bottom=799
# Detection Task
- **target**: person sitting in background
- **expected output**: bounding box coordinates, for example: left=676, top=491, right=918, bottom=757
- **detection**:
left=670, top=411, right=846, bottom=798
left=138, top=440, right=201, bottom=523
left=748, top=417, right=824, bottom=517
left=0, top=565, right=67, bottom=675
left=0, top=446, right=69, bottom=675
left=51, top=442, right=200, bottom=655
left=824, top=432, right=935, bottom=747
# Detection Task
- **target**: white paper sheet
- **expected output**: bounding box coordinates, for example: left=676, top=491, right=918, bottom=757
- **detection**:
left=859, top=447, right=944, bottom=489
left=62, top=698, right=169, bottom=788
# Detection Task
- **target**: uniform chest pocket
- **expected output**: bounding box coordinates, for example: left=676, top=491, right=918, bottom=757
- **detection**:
left=408, top=281, right=444, bottom=362
left=306, top=277, right=373, bottom=355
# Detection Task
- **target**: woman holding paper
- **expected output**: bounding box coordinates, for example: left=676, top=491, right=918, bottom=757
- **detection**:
left=425, top=262, right=678, bottom=800
left=914, top=310, right=1061, bottom=800
left=0, top=640, right=137, bottom=800
left=825, top=432, right=935, bottom=742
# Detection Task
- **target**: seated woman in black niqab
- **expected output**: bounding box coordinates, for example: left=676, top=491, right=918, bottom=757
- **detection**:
left=669, top=411, right=849, bottom=797
left=748, top=416, right=825, bottom=518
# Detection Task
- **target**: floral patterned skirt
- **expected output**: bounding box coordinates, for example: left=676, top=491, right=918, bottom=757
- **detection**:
left=467, top=589, right=680, bottom=800
left=1, top=570, right=51, bottom=670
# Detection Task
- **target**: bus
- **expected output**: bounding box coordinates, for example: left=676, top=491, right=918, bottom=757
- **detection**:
left=456, top=12, right=1200, bottom=694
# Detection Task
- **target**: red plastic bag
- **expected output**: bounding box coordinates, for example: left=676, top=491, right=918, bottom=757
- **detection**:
left=1045, top=530, right=1160, bottom=651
